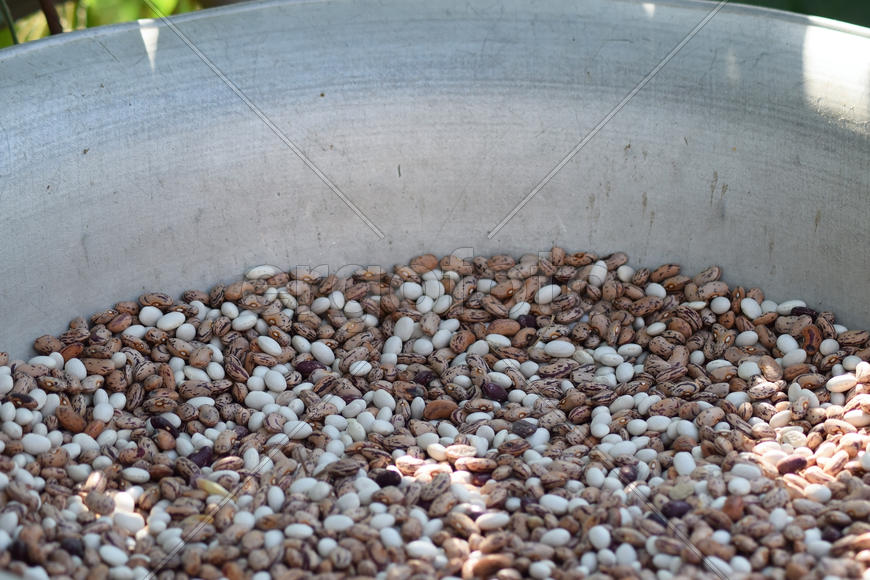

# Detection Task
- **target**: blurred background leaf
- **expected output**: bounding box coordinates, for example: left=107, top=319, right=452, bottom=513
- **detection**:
left=0, top=0, right=202, bottom=47
left=1, top=0, right=868, bottom=49
left=84, top=0, right=145, bottom=27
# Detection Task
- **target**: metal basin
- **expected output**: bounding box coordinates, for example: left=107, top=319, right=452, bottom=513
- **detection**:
left=0, top=0, right=868, bottom=357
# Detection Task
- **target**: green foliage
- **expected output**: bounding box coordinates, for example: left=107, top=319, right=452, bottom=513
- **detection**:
left=0, top=0, right=17, bottom=43
left=1, top=1, right=55, bottom=44
left=85, top=0, right=145, bottom=26
left=83, top=0, right=180, bottom=27
left=0, top=0, right=868, bottom=50
left=0, top=0, right=201, bottom=48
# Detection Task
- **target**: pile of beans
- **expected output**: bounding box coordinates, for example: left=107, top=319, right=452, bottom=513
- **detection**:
left=1, top=249, right=869, bottom=580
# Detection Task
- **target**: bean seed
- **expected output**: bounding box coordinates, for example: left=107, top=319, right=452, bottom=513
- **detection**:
left=1, top=250, right=868, bottom=580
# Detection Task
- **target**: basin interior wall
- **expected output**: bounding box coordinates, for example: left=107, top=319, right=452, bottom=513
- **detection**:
left=1, top=0, right=868, bottom=358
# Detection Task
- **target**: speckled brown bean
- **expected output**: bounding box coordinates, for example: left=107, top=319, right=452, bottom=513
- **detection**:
left=84, top=491, right=115, bottom=515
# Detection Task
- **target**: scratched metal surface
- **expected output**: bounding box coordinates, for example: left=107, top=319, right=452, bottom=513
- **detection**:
left=0, top=0, right=868, bottom=358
